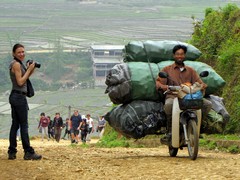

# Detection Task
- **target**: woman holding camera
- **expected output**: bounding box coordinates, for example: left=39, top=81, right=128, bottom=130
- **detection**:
left=8, top=43, right=42, bottom=160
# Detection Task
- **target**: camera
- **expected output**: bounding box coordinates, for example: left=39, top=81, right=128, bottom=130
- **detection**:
left=26, top=59, right=41, bottom=68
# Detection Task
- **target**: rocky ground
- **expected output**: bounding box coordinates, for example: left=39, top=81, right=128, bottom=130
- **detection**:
left=0, top=138, right=239, bottom=180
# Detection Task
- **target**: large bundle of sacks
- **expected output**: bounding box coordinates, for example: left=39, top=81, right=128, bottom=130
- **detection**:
left=105, top=100, right=166, bottom=139
left=123, top=40, right=202, bottom=62
left=105, top=40, right=228, bottom=138
left=105, top=61, right=226, bottom=104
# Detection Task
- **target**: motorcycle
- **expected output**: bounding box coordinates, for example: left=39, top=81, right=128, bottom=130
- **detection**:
left=158, top=71, right=209, bottom=160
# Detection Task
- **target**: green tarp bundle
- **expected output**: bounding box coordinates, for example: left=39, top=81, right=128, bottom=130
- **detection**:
left=123, top=40, right=202, bottom=63
left=105, top=61, right=226, bottom=104
left=128, top=62, right=161, bottom=103
left=202, top=109, right=224, bottom=134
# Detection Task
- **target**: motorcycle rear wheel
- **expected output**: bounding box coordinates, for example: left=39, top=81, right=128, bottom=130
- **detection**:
left=187, top=120, right=199, bottom=160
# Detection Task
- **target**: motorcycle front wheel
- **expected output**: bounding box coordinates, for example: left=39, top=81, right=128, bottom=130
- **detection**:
left=168, top=146, right=178, bottom=157
left=187, top=119, right=199, bottom=160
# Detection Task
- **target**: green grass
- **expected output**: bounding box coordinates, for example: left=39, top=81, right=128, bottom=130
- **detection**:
left=206, top=134, right=240, bottom=140
left=228, top=145, right=239, bottom=154
left=199, top=134, right=240, bottom=153
left=199, top=139, right=218, bottom=150
left=96, top=129, right=130, bottom=148
left=97, top=128, right=240, bottom=154
left=199, top=139, right=240, bottom=154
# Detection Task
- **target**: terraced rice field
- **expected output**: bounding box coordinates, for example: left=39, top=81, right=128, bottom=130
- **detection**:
left=1, top=0, right=238, bottom=53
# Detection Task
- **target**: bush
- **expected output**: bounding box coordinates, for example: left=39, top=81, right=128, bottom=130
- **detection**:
left=190, top=4, right=240, bottom=133
left=96, top=127, right=130, bottom=148
left=228, top=145, right=240, bottom=154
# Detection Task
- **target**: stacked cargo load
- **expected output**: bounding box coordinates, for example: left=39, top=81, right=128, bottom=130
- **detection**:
left=105, top=40, right=227, bottom=138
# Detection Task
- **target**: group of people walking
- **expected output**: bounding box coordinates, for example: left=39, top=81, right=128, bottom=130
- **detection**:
left=38, top=110, right=106, bottom=144
left=38, top=112, right=63, bottom=142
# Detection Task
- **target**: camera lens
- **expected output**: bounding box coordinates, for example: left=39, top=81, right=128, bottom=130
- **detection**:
left=27, top=60, right=41, bottom=68
left=35, top=63, right=41, bottom=68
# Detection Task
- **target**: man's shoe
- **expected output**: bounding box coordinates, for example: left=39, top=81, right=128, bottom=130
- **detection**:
left=160, top=133, right=171, bottom=145
left=8, top=153, right=16, bottom=160
left=24, top=152, right=42, bottom=160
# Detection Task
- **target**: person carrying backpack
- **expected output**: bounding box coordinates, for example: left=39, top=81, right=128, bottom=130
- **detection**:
left=70, top=110, right=82, bottom=144
left=80, top=118, right=88, bottom=143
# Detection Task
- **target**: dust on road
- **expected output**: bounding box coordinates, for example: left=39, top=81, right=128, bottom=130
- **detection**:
left=0, top=139, right=239, bottom=180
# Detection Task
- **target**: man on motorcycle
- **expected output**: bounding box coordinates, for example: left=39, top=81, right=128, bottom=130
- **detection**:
left=156, top=44, right=212, bottom=144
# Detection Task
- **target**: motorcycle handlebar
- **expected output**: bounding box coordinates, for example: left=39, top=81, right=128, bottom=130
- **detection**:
left=162, top=85, right=181, bottom=94
left=168, top=86, right=181, bottom=91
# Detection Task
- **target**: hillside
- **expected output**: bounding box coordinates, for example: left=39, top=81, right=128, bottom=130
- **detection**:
left=190, top=4, right=240, bottom=132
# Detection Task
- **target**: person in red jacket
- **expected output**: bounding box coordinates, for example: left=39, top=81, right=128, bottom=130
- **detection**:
left=38, top=112, right=50, bottom=141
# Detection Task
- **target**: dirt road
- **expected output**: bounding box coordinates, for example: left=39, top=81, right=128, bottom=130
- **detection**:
left=0, top=139, right=239, bottom=180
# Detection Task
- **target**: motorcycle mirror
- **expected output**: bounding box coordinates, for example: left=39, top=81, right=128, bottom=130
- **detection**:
left=158, top=72, right=168, bottom=78
left=199, top=71, right=209, bottom=78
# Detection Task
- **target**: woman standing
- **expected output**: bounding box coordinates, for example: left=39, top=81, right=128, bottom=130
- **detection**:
left=8, top=43, right=42, bottom=160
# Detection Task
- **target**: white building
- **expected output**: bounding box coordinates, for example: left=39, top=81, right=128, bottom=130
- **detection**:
left=90, top=45, right=124, bottom=86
